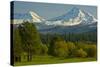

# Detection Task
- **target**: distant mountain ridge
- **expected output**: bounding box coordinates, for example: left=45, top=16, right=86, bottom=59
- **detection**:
left=45, top=7, right=97, bottom=26
left=13, top=7, right=97, bottom=34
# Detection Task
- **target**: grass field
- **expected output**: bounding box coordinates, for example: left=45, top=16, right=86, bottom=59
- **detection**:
left=14, top=55, right=97, bottom=66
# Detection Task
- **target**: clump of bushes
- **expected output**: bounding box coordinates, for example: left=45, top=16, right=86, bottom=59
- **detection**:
left=48, top=36, right=97, bottom=58
left=74, top=48, right=87, bottom=58
left=49, top=36, right=69, bottom=57
left=84, top=45, right=97, bottom=57
left=41, top=44, right=48, bottom=55
left=67, top=42, right=76, bottom=57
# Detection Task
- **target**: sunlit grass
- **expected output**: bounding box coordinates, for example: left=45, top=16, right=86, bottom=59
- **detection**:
left=14, top=55, right=96, bottom=66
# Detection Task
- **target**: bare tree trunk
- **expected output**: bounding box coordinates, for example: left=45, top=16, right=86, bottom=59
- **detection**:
left=18, top=56, right=21, bottom=62
left=27, top=54, right=30, bottom=61
left=30, top=53, right=32, bottom=61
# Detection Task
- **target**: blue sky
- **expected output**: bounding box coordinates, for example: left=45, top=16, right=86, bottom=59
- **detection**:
left=13, top=1, right=97, bottom=19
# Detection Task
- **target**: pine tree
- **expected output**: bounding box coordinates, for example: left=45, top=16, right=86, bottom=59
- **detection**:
left=19, top=21, right=42, bottom=61
left=13, top=28, right=22, bottom=62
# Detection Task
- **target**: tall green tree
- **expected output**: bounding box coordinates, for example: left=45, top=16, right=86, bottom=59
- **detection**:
left=19, top=21, right=42, bottom=61
left=13, top=28, right=22, bottom=62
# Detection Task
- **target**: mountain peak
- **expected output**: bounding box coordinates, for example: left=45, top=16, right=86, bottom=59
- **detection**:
left=48, top=7, right=97, bottom=26
left=29, top=11, right=45, bottom=22
left=49, top=7, right=81, bottom=21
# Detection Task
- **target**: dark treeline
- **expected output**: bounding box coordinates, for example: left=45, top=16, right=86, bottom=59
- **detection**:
left=12, top=21, right=97, bottom=64
left=40, top=32, right=97, bottom=45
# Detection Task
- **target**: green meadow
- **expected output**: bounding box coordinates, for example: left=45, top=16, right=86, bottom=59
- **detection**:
left=14, top=55, right=96, bottom=66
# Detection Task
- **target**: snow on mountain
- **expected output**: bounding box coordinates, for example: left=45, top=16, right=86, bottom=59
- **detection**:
left=29, top=11, right=45, bottom=22
left=12, top=11, right=45, bottom=24
left=39, top=23, right=97, bottom=34
left=13, top=7, right=97, bottom=27
left=12, top=7, right=97, bottom=34
left=46, top=7, right=97, bottom=26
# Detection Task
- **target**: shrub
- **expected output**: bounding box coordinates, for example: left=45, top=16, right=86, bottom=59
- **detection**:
left=85, top=45, right=97, bottom=57
left=75, top=42, right=97, bottom=57
left=54, top=41, right=69, bottom=57
left=74, top=48, right=87, bottom=58
left=67, top=42, right=76, bottom=56
left=41, top=44, right=48, bottom=55
left=49, top=36, right=69, bottom=57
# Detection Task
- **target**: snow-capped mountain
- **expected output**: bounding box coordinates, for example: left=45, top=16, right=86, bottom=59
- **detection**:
left=13, top=7, right=97, bottom=34
left=29, top=11, right=45, bottom=22
left=12, top=11, right=45, bottom=24
left=36, top=7, right=97, bottom=34
left=13, top=7, right=96, bottom=26
left=45, top=7, right=97, bottom=26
